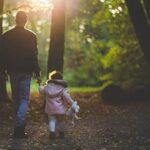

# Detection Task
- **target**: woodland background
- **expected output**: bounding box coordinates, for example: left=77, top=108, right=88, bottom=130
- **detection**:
left=2, top=0, right=150, bottom=89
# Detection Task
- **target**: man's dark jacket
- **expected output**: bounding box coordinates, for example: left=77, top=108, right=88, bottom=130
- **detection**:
left=1, top=26, right=40, bottom=74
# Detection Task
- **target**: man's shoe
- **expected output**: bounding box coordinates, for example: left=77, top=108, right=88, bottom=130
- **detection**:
left=14, top=132, right=28, bottom=139
left=14, top=125, right=28, bottom=139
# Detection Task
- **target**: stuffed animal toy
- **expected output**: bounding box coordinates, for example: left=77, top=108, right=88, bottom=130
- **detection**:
left=66, top=101, right=80, bottom=124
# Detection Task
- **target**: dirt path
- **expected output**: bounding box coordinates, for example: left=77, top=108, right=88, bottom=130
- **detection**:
left=1, top=93, right=150, bottom=150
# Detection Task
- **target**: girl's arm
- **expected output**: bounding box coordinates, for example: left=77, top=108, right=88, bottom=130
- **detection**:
left=62, top=88, right=74, bottom=105
left=39, top=84, right=46, bottom=95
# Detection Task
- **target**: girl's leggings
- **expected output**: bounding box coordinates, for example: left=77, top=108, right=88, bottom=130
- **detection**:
left=48, top=115, right=65, bottom=132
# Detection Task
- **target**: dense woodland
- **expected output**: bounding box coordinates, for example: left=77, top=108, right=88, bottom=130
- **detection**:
left=1, top=0, right=150, bottom=88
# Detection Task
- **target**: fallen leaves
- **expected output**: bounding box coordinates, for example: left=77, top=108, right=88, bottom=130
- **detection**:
left=1, top=92, right=150, bottom=149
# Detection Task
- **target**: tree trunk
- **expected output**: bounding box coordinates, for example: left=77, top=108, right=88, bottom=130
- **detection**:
left=0, top=0, right=8, bottom=101
left=143, top=0, right=150, bottom=21
left=125, top=0, right=150, bottom=63
left=48, top=0, right=66, bottom=74
left=0, top=0, right=4, bottom=36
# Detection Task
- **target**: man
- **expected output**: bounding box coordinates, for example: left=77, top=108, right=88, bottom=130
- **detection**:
left=2, top=11, right=41, bottom=138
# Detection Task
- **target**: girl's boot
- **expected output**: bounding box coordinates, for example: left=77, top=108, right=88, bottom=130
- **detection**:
left=14, top=124, right=28, bottom=139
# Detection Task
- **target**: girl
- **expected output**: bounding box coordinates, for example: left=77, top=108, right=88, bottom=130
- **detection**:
left=39, top=70, right=74, bottom=139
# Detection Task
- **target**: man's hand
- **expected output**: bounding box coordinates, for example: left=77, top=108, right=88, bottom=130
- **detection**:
left=33, top=71, right=41, bottom=78
left=33, top=71, right=42, bottom=85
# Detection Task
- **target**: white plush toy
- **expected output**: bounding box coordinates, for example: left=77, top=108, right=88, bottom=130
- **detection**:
left=66, top=101, right=80, bottom=124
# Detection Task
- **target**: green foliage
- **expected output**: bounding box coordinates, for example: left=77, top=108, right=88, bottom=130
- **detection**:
left=3, top=0, right=150, bottom=88
left=64, top=29, right=102, bottom=86
left=96, top=0, right=150, bottom=88
left=64, top=0, right=103, bottom=87
left=69, top=86, right=101, bottom=93
left=65, top=0, right=150, bottom=88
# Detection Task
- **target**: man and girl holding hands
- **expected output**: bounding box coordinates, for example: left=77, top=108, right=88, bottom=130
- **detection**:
left=0, top=11, right=79, bottom=140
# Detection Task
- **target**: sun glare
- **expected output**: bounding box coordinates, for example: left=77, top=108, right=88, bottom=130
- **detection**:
left=16, top=0, right=53, bottom=12
left=31, top=0, right=51, bottom=5
left=29, top=0, right=52, bottom=8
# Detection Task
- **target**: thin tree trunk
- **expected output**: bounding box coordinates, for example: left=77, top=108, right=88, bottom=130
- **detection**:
left=125, top=0, right=150, bottom=63
left=48, top=0, right=66, bottom=73
left=0, top=0, right=8, bottom=101
left=0, top=0, right=4, bottom=36
left=143, top=0, right=150, bottom=21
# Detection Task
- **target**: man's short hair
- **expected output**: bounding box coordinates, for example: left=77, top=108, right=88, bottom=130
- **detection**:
left=16, top=11, right=27, bottom=25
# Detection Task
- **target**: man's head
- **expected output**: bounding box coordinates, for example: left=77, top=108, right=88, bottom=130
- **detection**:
left=16, top=11, right=27, bottom=27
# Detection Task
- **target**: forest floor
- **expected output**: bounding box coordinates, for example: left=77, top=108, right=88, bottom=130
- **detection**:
left=1, top=92, right=150, bottom=150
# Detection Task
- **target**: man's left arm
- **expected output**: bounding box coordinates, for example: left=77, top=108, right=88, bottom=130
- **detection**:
left=32, top=35, right=41, bottom=82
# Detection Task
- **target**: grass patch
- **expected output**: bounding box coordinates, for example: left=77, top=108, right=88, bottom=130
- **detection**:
left=6, top=80, right=102, bottom=93
left=69, top=87, right=101, bottom=93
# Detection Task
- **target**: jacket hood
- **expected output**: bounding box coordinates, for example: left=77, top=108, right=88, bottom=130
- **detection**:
left=45, top=80, right=67, bottom=98
left=47, top=79, right=67, bottom=87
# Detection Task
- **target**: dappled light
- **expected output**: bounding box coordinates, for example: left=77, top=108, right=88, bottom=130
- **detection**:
left=1, top=0, right=53, bottom=18
left=25, top=0, right=53, bottom=11
left=1, top=0, right=150, bottom=149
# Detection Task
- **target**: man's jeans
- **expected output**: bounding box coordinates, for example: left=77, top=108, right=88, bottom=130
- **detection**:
left=9, top=73, right=31, bottom=125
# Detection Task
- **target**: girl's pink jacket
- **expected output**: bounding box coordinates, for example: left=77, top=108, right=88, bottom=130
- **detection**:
left=39, top=79, right=73, bottom=115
